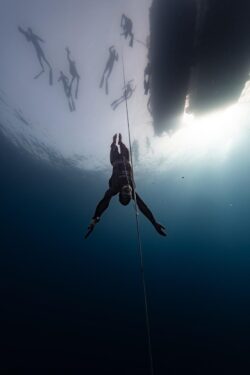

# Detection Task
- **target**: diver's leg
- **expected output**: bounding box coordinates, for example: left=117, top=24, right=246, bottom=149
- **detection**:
left=111, top=93, right=122, bottom=106
left=111, top=96, right=122, bottom=109
left=35, top=52, right=52, bottom=84
left=42, top=57, right=53, bottom=85
left=116, top=95, right=126, bottom=107
left=119, top=136, right=130, bottom=161
left=37, top=53, right=45, bottom=71
left=70, top=93, right=76, bottom=111
left=34, top=53, right=45, bottom=79
left=69, top=76, right=74, bottom=95
left=110, top=142, right=119, bottom=165
left=129, top=32, right=134, bottom=47
left=75, top=76, right=80, bottom=99
left=100, top=63, right=109, bottom=88
left=105, top=62, right=114, bottom=94
left=105, top=77, right=109, bottom=95
left=68, top=99, right=73, bottom=112
left=42, top=54, right=52, bottom=70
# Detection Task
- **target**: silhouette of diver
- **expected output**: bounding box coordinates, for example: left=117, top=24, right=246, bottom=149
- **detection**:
left=18, top=26, right=53, bottom=85
left=120, top=14, right=134, bottom=47
left=58, top=71, right=75, bottom=112
left=100, top=46, right=119, bottom=95
left=66, top=47, right=80, bottom=99
left=85, top=133, right=166, bottom=238
left=111, top=80, right=135, bottom=110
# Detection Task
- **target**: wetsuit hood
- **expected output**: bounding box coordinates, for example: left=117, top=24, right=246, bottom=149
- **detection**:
left=119, top=184, right=132, bottom=206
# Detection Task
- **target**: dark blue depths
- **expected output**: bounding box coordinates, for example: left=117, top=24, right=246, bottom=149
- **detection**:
left=1, top=131, right=250, bottom=374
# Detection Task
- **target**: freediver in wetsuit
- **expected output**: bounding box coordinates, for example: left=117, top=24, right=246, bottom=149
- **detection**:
left=111, top=80, right=135, bottom=110
left=85, top=133, right=166, bottom=238
left=18, top=26, right=53, bottom=84
left=66, top=47, right=80, bottom=99
left=58, top=71, right=75, bottom=112
left=100, top=46, right=119, bottom=95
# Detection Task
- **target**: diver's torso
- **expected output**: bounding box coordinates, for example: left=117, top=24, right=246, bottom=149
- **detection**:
left=110, top=158, right=133, bottom=191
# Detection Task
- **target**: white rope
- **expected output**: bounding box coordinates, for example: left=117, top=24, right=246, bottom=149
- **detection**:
left=120, top=42, right=155, bottom=375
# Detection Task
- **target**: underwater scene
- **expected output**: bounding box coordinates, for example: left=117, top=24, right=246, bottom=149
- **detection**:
left=1, top=1, right=250, bottom=373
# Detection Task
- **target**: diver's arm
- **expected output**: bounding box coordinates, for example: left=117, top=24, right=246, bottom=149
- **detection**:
left=92, top=189, right=114, bottom=220
left=135, top=193, right=166, bottom=236
left=85, top=189, right=114, bottom=239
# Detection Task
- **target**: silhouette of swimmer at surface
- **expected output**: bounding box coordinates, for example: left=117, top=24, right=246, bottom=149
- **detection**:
left=121, top=14, right=134, bottom=47
left=18, top=26, right=53, bottom=85
left=58, top=71, right=75, bottom=112
left=100, top=46, right=119, bottom=95
left=66, top=47, right=80, bottom=99
left=111, top=80, right=135, bottom=110
left=85, top=133, right=166, bottom=238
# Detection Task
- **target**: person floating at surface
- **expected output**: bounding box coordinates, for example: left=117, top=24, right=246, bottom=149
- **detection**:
left=120, top=14, right=134, bottom=47
left=66, top=47, right=80, bottom=99
left=85, top=133, right=166, bottom=239
left=18, top=26, right=53, bottom=85
left=58, top=71, right=75, bottom=112
left=100, top=46, right=119, bottom=95
left=144, top=63, right=152, bottom=95
left=111, top=80, right=135, bottom=110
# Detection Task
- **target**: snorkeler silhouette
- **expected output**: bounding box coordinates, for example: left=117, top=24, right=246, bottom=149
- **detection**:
left=66, top=47, right=80, bottom=99
left=18, top=26, right=53, bottom=85
left=85, top=133, right=166, bottom=238
left=100, top=46, right=119, bottom=95
left=120, top=14, right=134, bottom=47
left=111, top=80, right=135, bottom=110
left=58, top=71, right=75, bottom=112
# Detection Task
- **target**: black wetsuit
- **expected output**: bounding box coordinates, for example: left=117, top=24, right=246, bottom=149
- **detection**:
left=92, top=141, right=157, bottom=227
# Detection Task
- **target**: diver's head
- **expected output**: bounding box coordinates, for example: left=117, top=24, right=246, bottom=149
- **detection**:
left=119, top=184, right=132, bottom=206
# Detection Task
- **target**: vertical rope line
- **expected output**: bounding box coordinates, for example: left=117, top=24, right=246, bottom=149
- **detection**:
left=121, top=44, right=155, bottom=375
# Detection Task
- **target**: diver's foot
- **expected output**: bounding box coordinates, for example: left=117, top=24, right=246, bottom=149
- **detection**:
left=118, top=133, right=122, bottom=144
left=113, top=134, right=117, bottom=144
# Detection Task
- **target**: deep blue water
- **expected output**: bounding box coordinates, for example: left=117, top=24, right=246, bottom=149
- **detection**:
left=1, top=130, right=250, bottom=374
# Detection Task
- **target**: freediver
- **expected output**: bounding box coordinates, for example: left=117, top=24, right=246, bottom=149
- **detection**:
left=111, top=80, right=135, bottom=110
left=66, top=47, right=80, bottom=99
left=58, top=71, right=75, bottom=112
left=100, top=46, right=119, bottom=95
left=85, top=133, right=166, bottom=238
left=18, top=26, right=53, bottom=85
left=120, top=14, right=134, bottom=47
